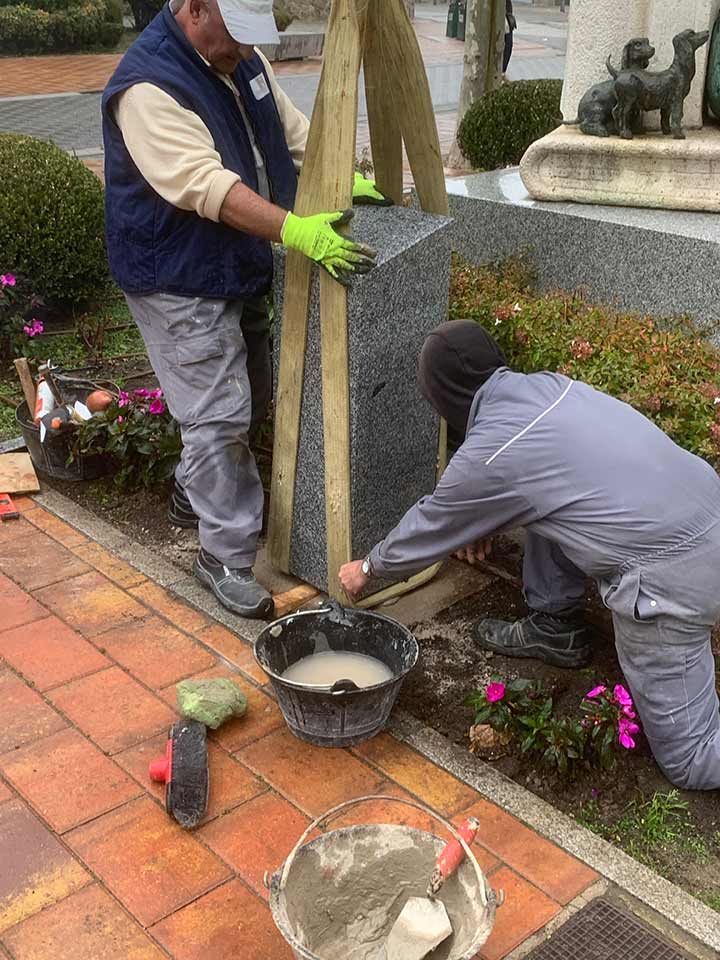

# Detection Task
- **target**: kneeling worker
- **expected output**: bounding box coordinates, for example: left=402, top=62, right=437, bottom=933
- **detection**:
left=340, top=321, right=720, bottom=791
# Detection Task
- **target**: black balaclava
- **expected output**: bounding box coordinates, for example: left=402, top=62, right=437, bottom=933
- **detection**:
left=418, top=320, right=507, bottom=438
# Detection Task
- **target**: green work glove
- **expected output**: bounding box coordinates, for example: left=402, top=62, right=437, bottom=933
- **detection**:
left=281, top=208, right=377, bottom=286
left=352, top=171, right=393, bottom=206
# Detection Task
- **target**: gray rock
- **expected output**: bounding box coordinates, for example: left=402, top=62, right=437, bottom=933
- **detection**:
left=273, top=205, right=453, bottom=591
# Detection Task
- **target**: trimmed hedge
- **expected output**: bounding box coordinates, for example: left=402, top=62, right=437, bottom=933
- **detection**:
left=457, top=79, right=563, bottom=171
left=0, top=134, right=110, bottom=309
left=0, top=0, right=123, bottom=53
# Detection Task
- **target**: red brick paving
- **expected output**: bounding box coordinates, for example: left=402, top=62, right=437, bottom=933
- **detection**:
left=1, top=884, right=166, bottom=960
left=0, top=728, right=140, bottom=833
left=0, top=501, right=599, bottom=957
left=48, top=666, right=176, bottom=754
left=0, top=617, right=108, bottom=691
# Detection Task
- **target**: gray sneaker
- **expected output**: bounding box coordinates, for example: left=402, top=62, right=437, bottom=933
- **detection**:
left=193, top=549, right=274, bottom=620
left=473, top=609, right=591, bottom=668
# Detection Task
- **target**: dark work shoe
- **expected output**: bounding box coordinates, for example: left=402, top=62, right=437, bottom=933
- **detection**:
left=193, top=548, right=274, bottom=620
left=473, top=610, right=591, bottom=668
left=168, top=482, right=199, bottom=529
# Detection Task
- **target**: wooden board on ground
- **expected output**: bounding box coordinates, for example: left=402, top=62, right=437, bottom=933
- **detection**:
left=373, top=560, right=493, bottom=627
left=0, top=453, right=39, bottom=493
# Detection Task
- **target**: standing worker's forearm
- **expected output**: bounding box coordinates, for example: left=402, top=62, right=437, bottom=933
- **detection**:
left=218, top=181, right=288, bottom=241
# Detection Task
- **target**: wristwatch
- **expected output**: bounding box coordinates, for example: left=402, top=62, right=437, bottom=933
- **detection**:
left=361, top=554, right=374, bottom=578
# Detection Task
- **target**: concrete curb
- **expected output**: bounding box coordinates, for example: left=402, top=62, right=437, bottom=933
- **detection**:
left=32, top=486, right=720, bottom=957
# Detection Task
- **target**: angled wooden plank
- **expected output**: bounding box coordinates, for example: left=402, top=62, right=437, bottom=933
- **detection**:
left=268, top=0, right=359, bottom=572
left=316, top=0, right=362, bottom=601
left=374, top=0, right=449, bottom=214
left=362, top=0, right=404, bottom=204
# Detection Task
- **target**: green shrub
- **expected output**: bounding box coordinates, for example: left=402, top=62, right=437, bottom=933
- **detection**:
left=273, top=1, right=294, bottom=32
left=0, top=135, right=110, bottom=310
left=0, top=0, right=122, bottom=53
left=450, top=256, right=720, bottom=464
left=457, top=79, right=562, bottom=171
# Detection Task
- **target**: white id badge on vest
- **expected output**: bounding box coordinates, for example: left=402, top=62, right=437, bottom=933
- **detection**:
left=250, top=73, right=270, bottom=101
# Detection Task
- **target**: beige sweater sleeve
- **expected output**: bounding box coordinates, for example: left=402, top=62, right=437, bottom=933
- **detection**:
left=114, top=83, right=241, bottom=222
left=113, top=53, right=309, bottom=221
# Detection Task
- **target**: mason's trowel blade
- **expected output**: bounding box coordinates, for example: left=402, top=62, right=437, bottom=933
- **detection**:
left=385, top=896, right=453, bottom=960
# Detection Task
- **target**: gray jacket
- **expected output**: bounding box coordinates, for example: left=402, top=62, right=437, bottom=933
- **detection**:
left=370, top=369, right=720, bottom=591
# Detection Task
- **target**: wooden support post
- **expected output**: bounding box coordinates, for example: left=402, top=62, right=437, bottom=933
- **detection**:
left=363, top=0, right=404, bottom=204
left=369, top=0, right=449, bottom=215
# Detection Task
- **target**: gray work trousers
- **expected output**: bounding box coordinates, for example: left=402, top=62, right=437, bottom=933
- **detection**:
left=125, top=293, right=271, bottom=568
left=525, top=530, right=720, bottom=790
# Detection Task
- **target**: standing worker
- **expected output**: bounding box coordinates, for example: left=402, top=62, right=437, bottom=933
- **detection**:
left=339, top=321, right=720, bottom=791
left=102, top=0, right=386, bottom=619
left=503, top=0, right=517, bottom=81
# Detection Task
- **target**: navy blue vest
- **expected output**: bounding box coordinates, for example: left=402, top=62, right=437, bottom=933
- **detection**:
left=101, top=4, right=298, bottom=299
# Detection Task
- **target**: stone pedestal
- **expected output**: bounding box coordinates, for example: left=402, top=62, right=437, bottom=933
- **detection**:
left=272, top=206, right=452, bottom=592
left=520, top=125, right=720, bottom=212
left=560, top=0, right=720, bottom=131
left=445, top=168, right=720, bottom=334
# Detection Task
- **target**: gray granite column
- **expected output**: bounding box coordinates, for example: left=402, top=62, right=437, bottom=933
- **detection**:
left=272, top=206, right=452, bottom=591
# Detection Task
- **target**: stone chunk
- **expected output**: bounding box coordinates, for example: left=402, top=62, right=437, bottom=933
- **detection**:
left=272, top=205, right=452, bottom=591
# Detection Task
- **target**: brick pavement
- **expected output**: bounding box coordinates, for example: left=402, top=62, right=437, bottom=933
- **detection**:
left=0, top=497, right=599, bottom=959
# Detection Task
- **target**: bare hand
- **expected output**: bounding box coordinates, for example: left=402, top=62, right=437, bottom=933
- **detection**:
left=454, top=539, right=493, bottom=566
left=339, top=559, right=370, bottom=600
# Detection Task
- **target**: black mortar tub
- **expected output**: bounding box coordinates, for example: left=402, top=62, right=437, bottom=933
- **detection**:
left=254, top=600, right=418, bottom=748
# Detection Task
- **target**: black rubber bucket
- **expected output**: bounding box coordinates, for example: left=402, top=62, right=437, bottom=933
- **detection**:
left=254, top=601, right=418, bottom=748
left=15, top=378, right=117, bottom=482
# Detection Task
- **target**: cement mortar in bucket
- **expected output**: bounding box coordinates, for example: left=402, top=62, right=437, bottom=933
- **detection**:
left=268, top=796, right=499, bottom=960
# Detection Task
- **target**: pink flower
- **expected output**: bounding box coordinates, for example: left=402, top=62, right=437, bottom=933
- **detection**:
left=585, top=685, right=606, bottom=699
left=149, top=388, right=163, bottom=399
left=134, top=388, right=150, bottom=398
left=0, top=273, right=16, bottom=287
left=618, top=717, right=640, bottom=750
left=486, top=682, right=506, bottom=703
left=117, top=415, right=124, bottom=424
left=148, top=398, right=166, bottom=415
left=622, top=705, right=636, bottom=719
left=613, top=684, right=633, bottom=708
left=22, top=319, right=44, bottom=338
left=118, top=390, right=130, bottom=408
left=590, top=787, right=600, bottom=799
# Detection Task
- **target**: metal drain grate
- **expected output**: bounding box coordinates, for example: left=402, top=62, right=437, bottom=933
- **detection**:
left=525, top=898, right=690, bottom=960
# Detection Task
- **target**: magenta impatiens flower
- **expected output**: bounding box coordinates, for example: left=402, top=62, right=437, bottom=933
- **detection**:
left=618, top=717, right=640, bottom=749
left=585, top=685, right=606, bottom=699
left=148, top=398, right=166, bottom=415
left=486, top=682, right=506, bottom=703
left=23, top=319, right=44, bottom=338
left=118, top=390, right=130, bottom=408
left=0, top=273, right=16, bottom=287
left=117, top=415, right=124, bottom=424
left=613, top=684, right=633, bottom=708
left=149, top=388, right=163, bottom=399
left=134, top=388, right=150, bottom=398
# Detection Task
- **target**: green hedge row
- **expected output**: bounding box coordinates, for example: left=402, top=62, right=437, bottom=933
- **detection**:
left=0, top=0, right=123, bottom=54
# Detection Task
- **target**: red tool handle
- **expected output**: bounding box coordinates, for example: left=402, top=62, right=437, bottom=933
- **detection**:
left=436, top=816, right=479, bottom=877
left=149, top=736, right=173, bottom=784
left=427, top=816, right=480, bottom=896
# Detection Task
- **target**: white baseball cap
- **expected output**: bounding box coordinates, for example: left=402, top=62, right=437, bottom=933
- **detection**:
left=216, top=0, right=280, bottom=45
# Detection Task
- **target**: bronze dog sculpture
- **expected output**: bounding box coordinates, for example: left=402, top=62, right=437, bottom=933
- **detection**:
left=609, top=28, right=709, bottom=139
left=564, top=37, right=655, bottom=137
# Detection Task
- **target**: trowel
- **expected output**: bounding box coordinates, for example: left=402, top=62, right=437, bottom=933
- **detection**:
left=385, top=817, right=479, bottom=960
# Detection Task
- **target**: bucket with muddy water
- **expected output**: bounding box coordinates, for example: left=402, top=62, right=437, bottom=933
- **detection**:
left=254, top=601, right=418, bottom=748
left=268, top=796, right=499, bottom=960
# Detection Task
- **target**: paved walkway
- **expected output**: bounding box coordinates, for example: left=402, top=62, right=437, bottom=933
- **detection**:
left=0, top=497, right=599, bottom=959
